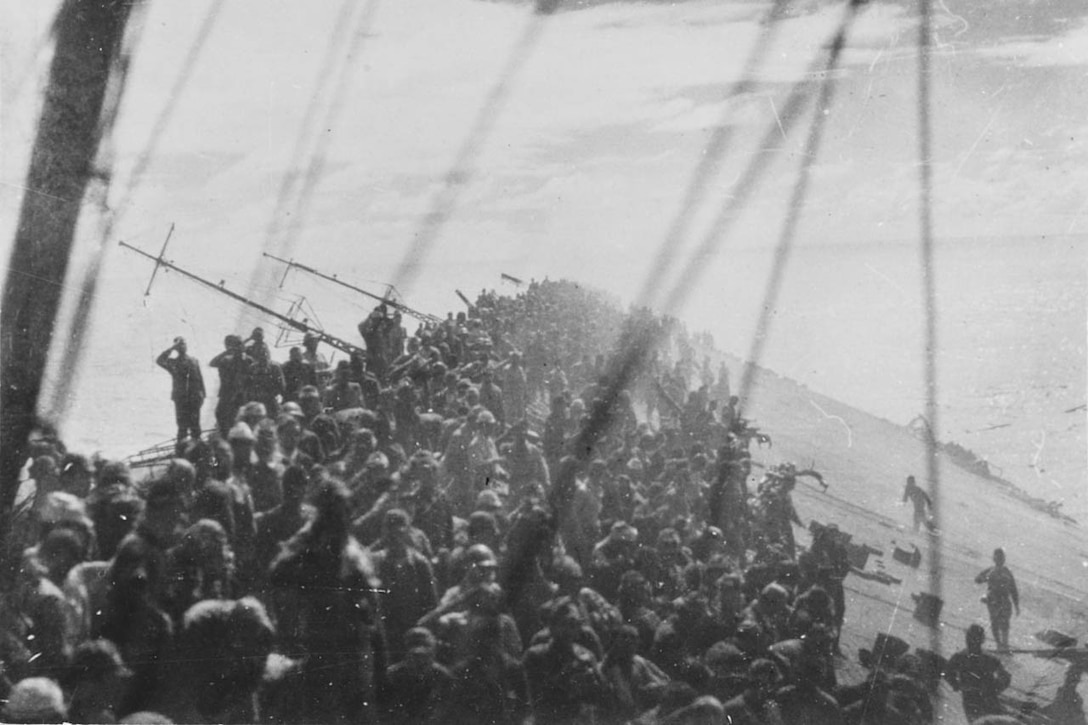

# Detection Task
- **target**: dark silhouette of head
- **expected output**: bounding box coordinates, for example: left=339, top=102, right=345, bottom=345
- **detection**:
left=966, top=623, right=986, bottom=652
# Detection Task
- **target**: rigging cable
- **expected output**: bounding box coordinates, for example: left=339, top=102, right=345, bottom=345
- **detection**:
left=655, top=0, right=865, bottom=323
left=565, top=0, right=861, bottom=474
left=510, top=0, right=867, bottom=606
left=733, top=27, right=850, bottom=418
left=634, top=0, right=794, bottom=311
left=0, top=0, right=141, bottom=579
left=562, top=0, right=868, bottom=437
left=608, top=0, right=864, bottom=420
left=241, top=0, right=367, bottom=315
left=916, top=0, right=944, bottom=661
left=389, top=0, right=558, bottom=297
left=267, top=0, right=383, bottom=284
left=44, top=0, right=228, bottom=423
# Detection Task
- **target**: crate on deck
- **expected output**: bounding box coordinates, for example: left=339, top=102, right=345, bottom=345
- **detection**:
left=911, top=592, right=943, bottom=627
left=893, top=544, right=922, bottom=569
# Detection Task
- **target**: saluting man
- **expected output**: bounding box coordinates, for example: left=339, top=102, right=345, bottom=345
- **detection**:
left=157, top=336, right=206, bottom=452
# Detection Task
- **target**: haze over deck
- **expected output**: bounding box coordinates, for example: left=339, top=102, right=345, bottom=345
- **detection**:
left=0, top=0, right=1084, bottom=512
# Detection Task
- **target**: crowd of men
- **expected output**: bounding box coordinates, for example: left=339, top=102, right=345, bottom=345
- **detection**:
left=1, top=279, right=1084, bottom=724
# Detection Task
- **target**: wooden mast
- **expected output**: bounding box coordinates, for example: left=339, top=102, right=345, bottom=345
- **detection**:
left=0, top=0, right=139, bottom=572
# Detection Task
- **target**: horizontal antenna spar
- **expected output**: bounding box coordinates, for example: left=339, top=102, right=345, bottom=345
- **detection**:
left=262, top=252, right=442, bottom=324
left=119, top=241, right=366, bottom=359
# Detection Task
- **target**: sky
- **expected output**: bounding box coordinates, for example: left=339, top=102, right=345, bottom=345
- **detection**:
left=0, top=0, right=1085, bottom=509
left=4, top=0, right=1088, bottom=255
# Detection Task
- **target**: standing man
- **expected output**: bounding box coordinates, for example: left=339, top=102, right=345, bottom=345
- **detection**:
left=244, top=326, right=270, bottom=362
left=157, top=336, right=205, bottom=452
left=281, top=347, right=317, bottom=403
left=323, top=360, right=364, bottom=412
left=975, top=547, right=1020, bottom=652
left=244, top=343, right=286, bottom=418
left=809, top=523, right=850, bottom=654
left=945, top=624, right=1011, bottom=721
left=209, top=334, right=251, bottom=435
left=301, top=332, right=330, bottom=384
left=358, top=306, right=390, bottom=379
left=902, top=475, right=934, bottom=533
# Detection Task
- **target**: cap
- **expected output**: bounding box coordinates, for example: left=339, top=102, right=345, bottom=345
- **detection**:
left=465, top=543, right=498, bottom=569
left=657, top=528, right=681, bottom=546
left=173, top=336, right=186, bottom=346
left=69, top=639, right=133, bottom=683
left=613, top=522, right=638, bottom=543
left=365, top=452, right=389, bottom=470
left=98, top=459, right=132, bottom=487
left=120, top=712, right=174, bottom=724
left=238, top=401, right=268, bottom=421
left=38, top=491, right=89, bottom=526
left=281, top=401, right=304, bottom=419
left=404, top=627, right=437, bottom=654
left=3, top=677, right=66, bottom=721
left=705, top=641, right=747, bottom=673
left=146, top=476, right=186, bottom=507
left=255, top=420, right=277, bottom=440
left=384, top=508, right=411, bottom=529
left=408, top=451, right=438, bottom=471
left=228, top=421, right=255, bottom=442
left=748, top=658, right=781, bottom=683
left=165, top=458, right=197, bottom=488
left=475, top=489, right=502, bottom=511
left=468, top=511, right=499, bottom=538
left=759, top=583, right=789, bottom=607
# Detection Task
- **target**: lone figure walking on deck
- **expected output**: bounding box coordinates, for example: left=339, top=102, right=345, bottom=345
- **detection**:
left=157, top=336, right=205, bottom=452
left=974, top=547, right=1020, bottom=652
left=902, top=475, right=934, bottom=532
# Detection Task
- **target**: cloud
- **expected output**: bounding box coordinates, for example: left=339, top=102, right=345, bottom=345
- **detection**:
left=976, top=18, right=1088, bottom=66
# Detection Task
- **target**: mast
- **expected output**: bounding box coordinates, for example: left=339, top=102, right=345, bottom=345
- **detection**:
left=262, top=252, right=443, bottom=325
left=120, top=241, right=368, bottom=359
left=0, top=0, right=139, bottom=572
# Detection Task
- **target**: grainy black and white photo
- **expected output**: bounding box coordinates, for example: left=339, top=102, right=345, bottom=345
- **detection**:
left=0, top=0, right=1085, bottom=722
